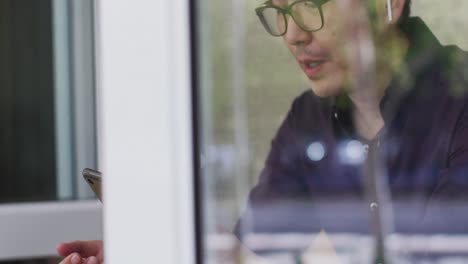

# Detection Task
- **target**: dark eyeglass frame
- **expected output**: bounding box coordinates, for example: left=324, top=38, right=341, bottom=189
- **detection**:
left=255, top=0, right=331, bottom=37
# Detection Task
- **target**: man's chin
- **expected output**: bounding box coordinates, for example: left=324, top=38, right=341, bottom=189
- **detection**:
left=309, top=80, right=343, bottom=98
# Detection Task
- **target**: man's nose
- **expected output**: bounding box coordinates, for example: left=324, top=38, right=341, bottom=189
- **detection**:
left=283, top=16, right=313, bottom=46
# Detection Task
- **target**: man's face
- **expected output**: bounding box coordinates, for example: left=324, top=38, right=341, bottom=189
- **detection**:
left=279, top=0, right=363, bottom=97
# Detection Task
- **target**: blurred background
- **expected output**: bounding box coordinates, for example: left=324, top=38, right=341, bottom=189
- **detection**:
left=1, top=0, right=468, bottom=263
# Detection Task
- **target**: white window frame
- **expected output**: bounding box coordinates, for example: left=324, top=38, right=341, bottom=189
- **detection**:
left=0, top=201, right=102, bottom=261
left=96, top=0, right=195, bottom=263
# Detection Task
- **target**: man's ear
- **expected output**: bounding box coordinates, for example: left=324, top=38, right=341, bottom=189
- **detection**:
left=386, top=0, right=406, bottom=23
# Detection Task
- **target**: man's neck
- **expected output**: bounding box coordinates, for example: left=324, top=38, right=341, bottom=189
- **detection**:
left=350, top=92, right=384, bottom=141
left=347, top=27, right=409, bottom=140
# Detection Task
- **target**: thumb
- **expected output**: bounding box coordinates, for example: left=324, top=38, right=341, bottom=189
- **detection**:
left=58, top=253, right=84, bottom=264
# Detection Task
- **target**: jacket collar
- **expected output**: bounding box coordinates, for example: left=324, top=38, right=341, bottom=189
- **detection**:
left=326, top=17, right=444, bottom=139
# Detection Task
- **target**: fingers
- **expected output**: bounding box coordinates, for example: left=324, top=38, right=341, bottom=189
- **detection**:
left=58, top=253, right=101, bottom=264
left=57, top=240, right=103, bottom=258
left=85, top=256, right=99, bottom=264
left=58, top=253, right=83, bottom=264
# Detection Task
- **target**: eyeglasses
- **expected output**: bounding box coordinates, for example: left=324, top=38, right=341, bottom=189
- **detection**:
left=255, top=0, right=331, bottom=37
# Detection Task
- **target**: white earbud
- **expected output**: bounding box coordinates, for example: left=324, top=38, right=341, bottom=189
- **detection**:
left=386, top=0, right=393, bottom=22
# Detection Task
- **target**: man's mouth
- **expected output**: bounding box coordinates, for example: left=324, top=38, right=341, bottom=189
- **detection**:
left=307, top=61, right=325, bottom=69
left=301, top=59, right=328, bottom=79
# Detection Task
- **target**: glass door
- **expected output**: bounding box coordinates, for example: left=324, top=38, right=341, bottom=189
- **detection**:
left=194, top=0, right=468, bottom=263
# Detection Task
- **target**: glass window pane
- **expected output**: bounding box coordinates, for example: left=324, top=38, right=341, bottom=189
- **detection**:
left=196, top=0, right=468, bottom=263
left=0, top=0, right=97, bottom=203
left=0, top=0, right=56, bottom=203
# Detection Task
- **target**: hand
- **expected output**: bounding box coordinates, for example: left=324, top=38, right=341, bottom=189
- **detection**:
left=57, top=240, right=103, bottom=264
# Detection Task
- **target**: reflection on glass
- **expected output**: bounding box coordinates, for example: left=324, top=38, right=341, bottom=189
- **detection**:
left=198, top=0, right=468, bottom=263
left=306, top=142, right=326, bottom=161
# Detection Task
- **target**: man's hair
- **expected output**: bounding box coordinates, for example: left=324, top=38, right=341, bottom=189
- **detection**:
left=366, top=0, right=412, bottom=24
left=401, top=0, right=412, bottom=21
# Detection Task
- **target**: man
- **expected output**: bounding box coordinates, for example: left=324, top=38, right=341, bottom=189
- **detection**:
left=58, top=0, right=468, bottom=262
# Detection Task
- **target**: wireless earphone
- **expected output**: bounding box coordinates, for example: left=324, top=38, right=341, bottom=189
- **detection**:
left=386, top=0, right=393, bottom=22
